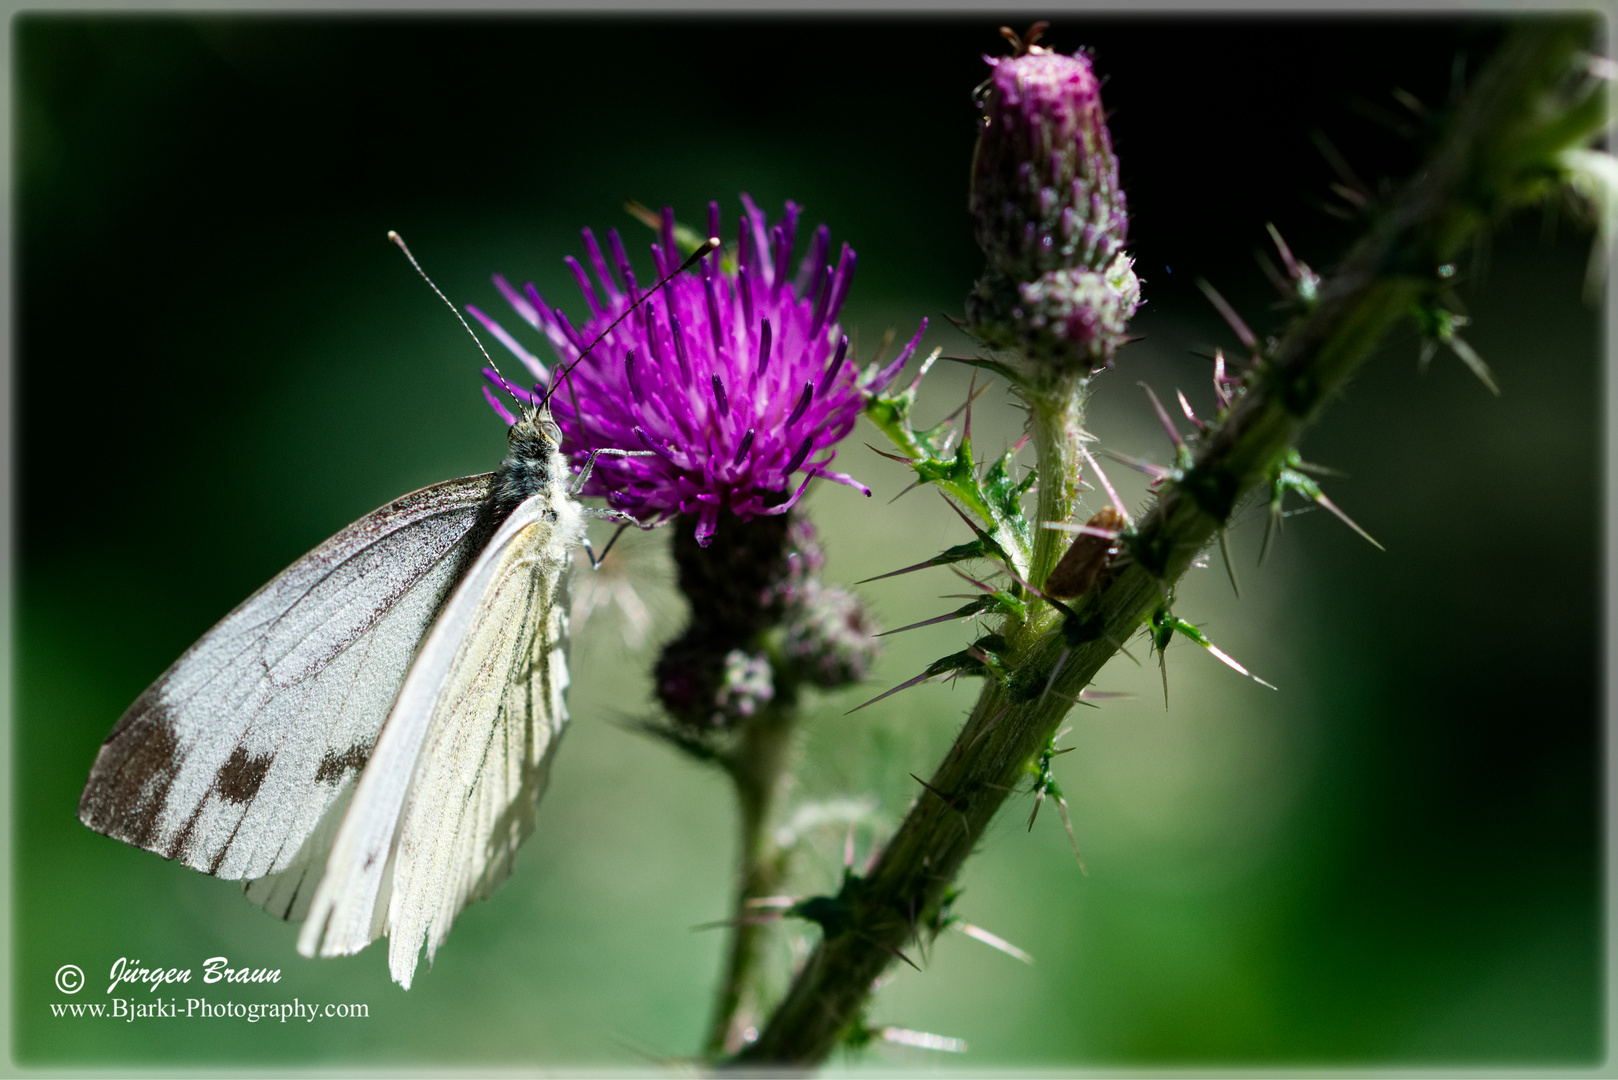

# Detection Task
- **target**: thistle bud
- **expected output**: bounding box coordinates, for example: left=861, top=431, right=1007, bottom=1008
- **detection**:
left=653, top=509, right=880, bottom=733
left=714, top=649, right=776, bottom=724
left=967, top=30, right=1139, bottom=367
left=783, top=583, right=880, bottom=688
left=971, top=36, right=1127, bottom=276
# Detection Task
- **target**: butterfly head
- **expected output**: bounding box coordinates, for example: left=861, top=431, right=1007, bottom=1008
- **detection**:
left=489, top=402, right=572, bottom=515
left=507, top=403, right=564, bottom=459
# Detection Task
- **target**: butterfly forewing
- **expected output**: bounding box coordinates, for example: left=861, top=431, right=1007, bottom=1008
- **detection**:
left=78, top=474, right=493, bottom=885
left=297, top=481, right=582, bottom=988
left=242, top=777, right=360, bottom=921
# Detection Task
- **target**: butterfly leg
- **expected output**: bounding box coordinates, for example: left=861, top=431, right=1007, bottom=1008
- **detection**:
left=581, top=521, right=633, bottom=569
left=571, top=448, right=655, bottom=495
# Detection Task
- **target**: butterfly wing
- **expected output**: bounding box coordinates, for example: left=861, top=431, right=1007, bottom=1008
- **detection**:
left=78, top=474, right=494, bottom=898
left=297, top=487, right=581, bottom=988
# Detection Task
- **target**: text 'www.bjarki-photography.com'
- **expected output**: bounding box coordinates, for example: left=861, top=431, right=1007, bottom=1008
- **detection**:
left=48, top=957, right=371, bottom=1022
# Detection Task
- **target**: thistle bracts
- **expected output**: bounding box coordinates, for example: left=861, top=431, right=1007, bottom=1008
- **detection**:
left=737, top=21, right=1610, bottom=1065
left=653, top=512, right=878, bottom=737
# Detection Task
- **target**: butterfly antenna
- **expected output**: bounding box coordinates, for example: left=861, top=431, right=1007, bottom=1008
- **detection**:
left=388, top=230, right=522, bottom=404
left=543, top=235, right=720, bottom=411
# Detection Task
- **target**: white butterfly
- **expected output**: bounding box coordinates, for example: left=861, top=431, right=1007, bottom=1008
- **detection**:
left=79, top=404, right=580, bottom=988
left=78, top=233, right=716, bottom=989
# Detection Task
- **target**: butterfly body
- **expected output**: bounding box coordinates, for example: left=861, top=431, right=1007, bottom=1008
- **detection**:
left=80, top=407, right=580, bottom=988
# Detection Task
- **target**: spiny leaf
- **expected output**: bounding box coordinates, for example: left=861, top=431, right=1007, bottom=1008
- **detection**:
left=857, top=535, right=1008, bottom=584
left=1026, top=734, right=1086, bottom=870
left=875, top=590, right=1027, bottom=636
left=982, top=447, right=1036, bottom=549
left=939, top=497, right=1018, bottom=569
left=1274, top=450, right=1384, bottom=551
left=1151, top=603, right=1278, bottom=696
left=862, top=356, right=1034, bottom=575
left=847, top=642, right=1003, bottom=714
left=942, top=352, right=1025, bottom=387
left=1411, top=296, right=1501, bottom=394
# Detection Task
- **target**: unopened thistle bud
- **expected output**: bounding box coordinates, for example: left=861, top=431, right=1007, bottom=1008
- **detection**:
left=653, top=509, right=878, bottom=733
left=715, top=649, right=776, bottom=724
left=966, top=28, right=1139, bottom=368
left=783, top=584, right=880, bottom=688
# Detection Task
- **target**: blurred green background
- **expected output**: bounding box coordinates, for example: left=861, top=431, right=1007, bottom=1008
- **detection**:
left=13, top=14, right=1603, bottom=1070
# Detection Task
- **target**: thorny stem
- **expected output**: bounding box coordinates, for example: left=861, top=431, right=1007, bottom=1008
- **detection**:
left=706, top=702, right=797, bottom=1056
left=733, top=21, right=1605, bottom=1067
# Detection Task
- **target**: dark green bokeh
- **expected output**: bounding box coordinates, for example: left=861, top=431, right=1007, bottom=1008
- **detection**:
left=13, top=15, right=1602, bottom=1068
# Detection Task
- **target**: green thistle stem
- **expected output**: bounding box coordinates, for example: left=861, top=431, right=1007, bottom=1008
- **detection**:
left=733, top=20, right=1604, bottom=1067
left=705, top=701, right=797, bottom=1057
left=1028, top=369, right=1092, bottom=583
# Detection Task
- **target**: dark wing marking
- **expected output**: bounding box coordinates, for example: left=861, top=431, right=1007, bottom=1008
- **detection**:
left=79, top=473, right=495, bottom=891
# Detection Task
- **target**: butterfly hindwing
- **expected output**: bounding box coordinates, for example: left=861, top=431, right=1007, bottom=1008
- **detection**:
left=297, top=483, right=582, bottom=988
left=78, top=474, right=494, bottom=889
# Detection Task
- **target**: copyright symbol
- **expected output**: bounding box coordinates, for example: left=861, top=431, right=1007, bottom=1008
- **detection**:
left=54, top=965, right=83, bottom=995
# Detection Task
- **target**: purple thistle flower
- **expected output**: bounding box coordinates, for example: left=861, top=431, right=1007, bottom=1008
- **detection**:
left=472, top=195, right=926, bottom=546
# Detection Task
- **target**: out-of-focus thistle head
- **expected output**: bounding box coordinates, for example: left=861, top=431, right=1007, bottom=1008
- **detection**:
left=967, top=24, right=1140, bottom=369
left=784, top=582, right=880, bottom=688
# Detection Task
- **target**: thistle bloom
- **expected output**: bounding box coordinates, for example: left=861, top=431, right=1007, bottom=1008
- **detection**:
left=472, top=196, right=925, bottom=545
